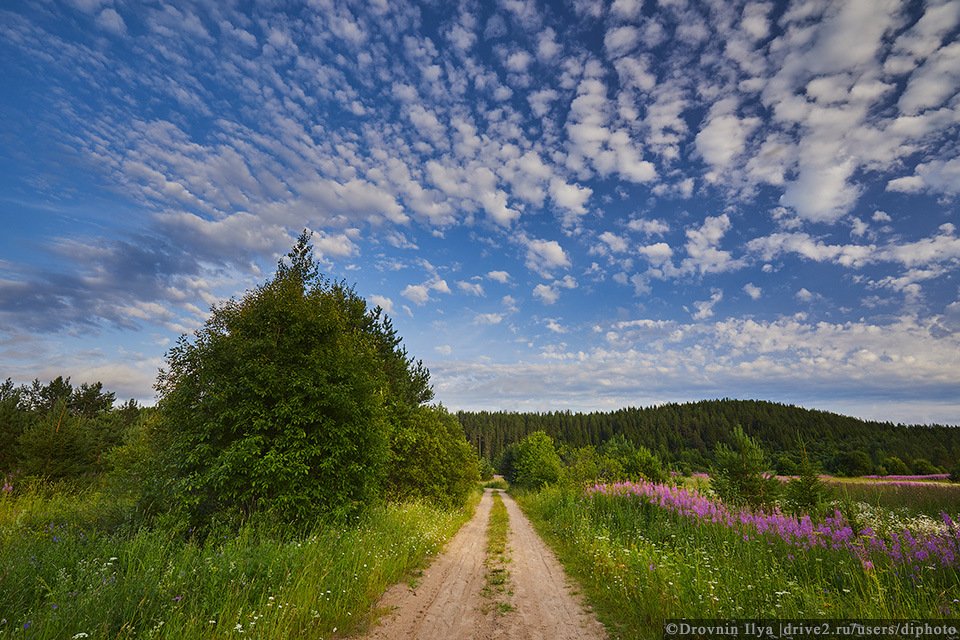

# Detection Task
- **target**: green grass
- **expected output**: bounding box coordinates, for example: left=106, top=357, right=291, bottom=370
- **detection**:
left=0, top=482, right=479, bottom=639
left=482, top=479, right=509, bottom=491
left=480, top=491, right=514, bottom=615
left=517, top=486, right=960, bottom=640
left=827, top=479, right=960, bottom=519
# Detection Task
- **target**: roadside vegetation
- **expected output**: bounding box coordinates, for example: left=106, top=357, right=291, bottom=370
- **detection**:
left=0, top=232, right=479, bottom=639
left=500, top=428, right=960, bottom=640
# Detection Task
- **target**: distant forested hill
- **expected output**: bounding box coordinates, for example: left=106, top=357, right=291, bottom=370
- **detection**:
left=457, top=399, right=960, bottom=476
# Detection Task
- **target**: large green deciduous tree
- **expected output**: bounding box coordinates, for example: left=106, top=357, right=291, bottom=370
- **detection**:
left=156, top=231, right=434, bottom=522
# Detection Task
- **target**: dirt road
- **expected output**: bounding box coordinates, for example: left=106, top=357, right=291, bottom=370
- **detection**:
left=360, top=489, right=608, bottom=640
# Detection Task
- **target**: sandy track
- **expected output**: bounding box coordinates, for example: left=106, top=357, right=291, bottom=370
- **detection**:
left=360, top=489, right=607, bottom=640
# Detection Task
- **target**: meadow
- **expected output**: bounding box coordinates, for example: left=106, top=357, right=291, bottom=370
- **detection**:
left=518, top=477, right=960, bottom=640
left=0, top=479, right=478, bottom=640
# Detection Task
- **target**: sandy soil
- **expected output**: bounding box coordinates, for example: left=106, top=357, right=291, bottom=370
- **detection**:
left=359, top=488, right=608, bottom=640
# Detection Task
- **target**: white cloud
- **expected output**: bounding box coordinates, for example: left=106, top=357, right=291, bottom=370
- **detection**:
left=887, top=157, right=960, bottom=196
left=457, top=281, right=485, bottom=296
left=487, top=270, right=511, bottom=283
left=696, top=113, right=760, bottom=170
left=546, top=319, right=566, bottom=333
left=898, top=42, right=960, bottom=115
left=692, top=290, right=723, bottom=320
left=873, top=211, right=892, bottom=222
left=627, top=218, right=669, bottom=235
left=743, top=283, right=762, bottom=299
left=505, top=50, right=533, bottom=73
left=533, top=283, right=560, bottom=304
left=530, top=276, right=577, bottom=305
left=402, top=284, right=431, bottom=306
left=95, top=8, right=126, bottom=35
left=779, top=159, right=861, bottom=223
left=682, top=214, right=741, bottom=275
left=401, top=278, right=451, bottom=306
left=604, top=25, right=640, bottom=58
left=638, top=242, right=673, bottom=265
left=313, top=230, right=359, bottom=258
left=536, top=27, right=560, bottom=60
left=369, top=295, right=394, bottom=314
left=474, top=312, right=503, bottom=325
left=524, top=236, right=572, bottom=275
left=435, top=344, right=453, bottom=355
left=527, top=89, right=558, bottom=117
left=549, top=178, right=593, bottom=224
left=597, top=231, right=629, bottom=254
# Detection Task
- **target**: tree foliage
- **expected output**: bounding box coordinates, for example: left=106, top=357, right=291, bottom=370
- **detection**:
left=0, top=376, right=127, bottom=479
left=386, top=405, right=479, bottom=508
left=711, top=425, right=780, bottom=508
left=514, top=431, right=562, bottom=489
left=458, top=399, right=960, bottom=475
left=785, top=439, right=832, bottom=518
left=155, top=231, right=468, bottom=523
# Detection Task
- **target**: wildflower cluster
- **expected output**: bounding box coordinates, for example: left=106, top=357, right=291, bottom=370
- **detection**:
left=586, top=481, right=960, bottom=571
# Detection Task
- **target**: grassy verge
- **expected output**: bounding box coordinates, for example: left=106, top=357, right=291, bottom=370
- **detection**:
left=0, top=484, right=479, bottom=639
left=828, top=479, right=960, bottom=519
left=517, top=485, right=960, bottom=640
left=480, top=491, right=513, bottom=616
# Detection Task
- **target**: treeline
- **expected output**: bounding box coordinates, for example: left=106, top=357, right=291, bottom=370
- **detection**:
left=459, top=399, right=960, bottom=476
left=0, top=376, right=145, bottom=479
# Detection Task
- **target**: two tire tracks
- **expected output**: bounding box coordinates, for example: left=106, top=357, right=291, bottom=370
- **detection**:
left=360, top=488, right=608, bottom=640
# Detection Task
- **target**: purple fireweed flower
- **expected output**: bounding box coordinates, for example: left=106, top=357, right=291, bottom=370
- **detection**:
left=585, top=480, right=960, bottom=571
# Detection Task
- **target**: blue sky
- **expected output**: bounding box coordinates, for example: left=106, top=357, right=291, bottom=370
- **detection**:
left=2, top=0, right=959, bottom=424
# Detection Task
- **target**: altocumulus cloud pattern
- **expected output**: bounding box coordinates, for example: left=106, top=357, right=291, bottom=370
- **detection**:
left=1, top=0, right=959, bottom=423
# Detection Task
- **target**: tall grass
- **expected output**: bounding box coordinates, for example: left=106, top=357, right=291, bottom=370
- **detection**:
left=518, top=484, right=960, bottom=640
left=829, top=479, right=960, bottom=519
left=0, top=482, right=479, bottom=639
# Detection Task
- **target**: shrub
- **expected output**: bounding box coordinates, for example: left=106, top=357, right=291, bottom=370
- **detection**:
left=479, top=457, right=495, bottom=481
left=882, top=456, right=910, bottom=476
left=912, top=458, right=942, bottom=476
left=496, top=444, right=518, bottom=485
left=598, top=433, right=666, bottom=484
left=950, top=461, right=960, bottom=483
left=785, top=441, right=832, bottom=519
left=386, top=404, right=479, bottom=508
left=514, top=431, right=562, bottom=489
left=711, top=425, right=780, bottom=508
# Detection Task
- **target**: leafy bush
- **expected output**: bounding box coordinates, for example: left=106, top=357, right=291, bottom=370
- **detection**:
left=386, top=404, right=479, bottom=508
left=912, top=458, right=942, bottom=475
left=599, top=433, right=666, bottom=484
left=832, top=450, right=875, bottom=477
left=950, top=461, right=960, bottom=483
left=882, top=456, right=911, bottom=476
left=514, top=431, right=562, bottom=489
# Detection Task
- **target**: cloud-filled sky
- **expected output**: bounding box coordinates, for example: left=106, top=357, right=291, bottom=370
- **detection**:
left=2, top=0, right=959, bottom=424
